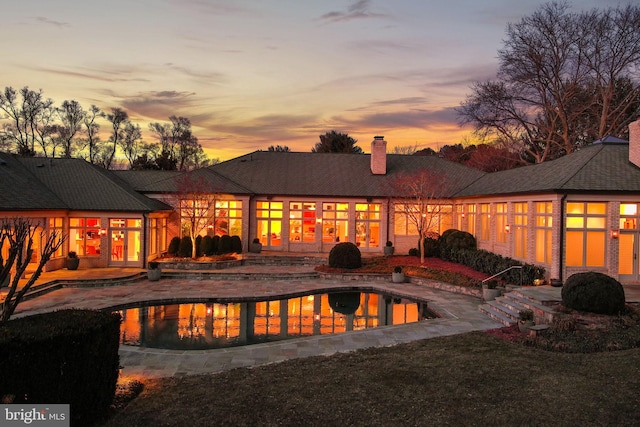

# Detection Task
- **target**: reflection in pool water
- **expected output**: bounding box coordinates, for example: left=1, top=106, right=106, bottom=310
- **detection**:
left=115, top=291, right=437, bottom=350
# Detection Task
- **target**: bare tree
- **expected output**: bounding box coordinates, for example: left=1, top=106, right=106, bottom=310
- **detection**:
left=0, top=218, right=65, bottom=324
left=391, top=144, right=419, bottom=155
left=390, top=170, right=453, bottom=264
left=149, top=116, right=208, bottom=171
left=119, top=122, right=143, bottom=169
left=0, top=86, right=53, bottom=156
left=103, top=107, right=129, bottom=169
left=57, top=100, right=86, bottom=158
left=458, top=2, right=640, bottom=163
left=267, top=145, right=290, bottom=152
left=173, top=173, right=220, bottom=257
left=82, top=104, right=101, bottom=164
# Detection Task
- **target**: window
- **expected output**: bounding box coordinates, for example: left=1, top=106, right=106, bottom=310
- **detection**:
left=535, top=202, right=553, bottom=264
left=466, top=204, right=476, bottom=236
left=355, top=203, right=381, bottom=248
left=495, top=203, right=507, bottom=243
left=256, top=201, right=282, bottom=246
left=323, top=203, right=349, bottom=243
left=69, top=217, right=101, bottom=256
left=394, top=204, right=418, bottom=235
left=620, top=203, right=638, bottom=230
left=150, top=218, right=158, bottom=256
left=480, top=204, right=490, bottom=241
left=215, top=200, right=242, bottom=236
left=160, top=218, right=167, bottom=252
left=394, top=203, right=452, bottom=237
left=565, top=202, right=606, bottom=267
left=48, top=217, right=64, bottom=258
left=289, top=202, right=317, bottom=243
left=513, top=203, right=527, bottom=258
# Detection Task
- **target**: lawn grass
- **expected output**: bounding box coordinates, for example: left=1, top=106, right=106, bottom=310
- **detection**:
left=103, top=331, right=640, bottom=427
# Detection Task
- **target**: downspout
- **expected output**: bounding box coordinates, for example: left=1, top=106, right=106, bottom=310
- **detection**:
left=386, top=197, right=392, bottom=245
left=558, top=193, right=568, bottom=282
left=143, top=213, right=149, bottom=268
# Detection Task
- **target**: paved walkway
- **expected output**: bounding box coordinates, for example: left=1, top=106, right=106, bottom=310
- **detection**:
left=11, top=264, right=504, bottom=379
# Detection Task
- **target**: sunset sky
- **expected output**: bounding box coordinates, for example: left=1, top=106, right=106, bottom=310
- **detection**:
left=1, top=0, right=628, bottom=161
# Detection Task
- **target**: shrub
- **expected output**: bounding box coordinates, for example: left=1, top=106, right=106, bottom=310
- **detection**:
left=178, top=236, right=192, bottom=258
left=561, top=272, right=626, bottom=315
left=439, top=229, right=476, bottom=258
left=408, top=248, right=419, bottom=257
left=194, top=235, right=203, bottom=257
left=328, top=242, right=362, bottom=269
left=421, top=237, right=440, bottom=257
left=218, top=235, right=232, bottom=254
left=0, top=310, right=121, bottom=426
left=167, top=237, right=181, bottom=256
left=201, top=235, right=214, bottom=256
left=212, top=235, right=220, bottom=254
left=230, top=235, right=243, bottom=253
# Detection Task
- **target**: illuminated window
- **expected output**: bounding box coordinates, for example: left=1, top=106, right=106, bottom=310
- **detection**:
left=620, top=203, right=638, bottom=230
left=480, top=204, right=490, bottom=241
left=150, top=218, right=158, bottom=256
left=394, top=204, right=418, bottom=235
left=289, top=202, right=317, bottom=243
left=513, top=203, right=527, bottom=258
left=565, top=202, right=606, bottom=267
left=394, top=203, right=452, bottom=237
left=535, top=202, right=552, bottom=264
left=466, top=204, right=476, bottom=236
left=495, top=203, right=507, bottom=243
left=48, top=217, right=64, bottom=258
left=256, top=201, right=282, bottom=246
left=214, top=200, right=242, bottom=236
left=322, top=203, right=349, bottom=243
left=69, top=217, right=101, bottom=256
left=355, top=203, right=381, bottom=248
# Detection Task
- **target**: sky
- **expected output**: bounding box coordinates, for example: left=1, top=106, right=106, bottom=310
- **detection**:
left=1, top=0, right=630, bottom=161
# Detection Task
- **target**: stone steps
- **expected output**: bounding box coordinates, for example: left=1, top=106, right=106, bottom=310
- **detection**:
left=161, top=271, right=319, bottom=281
left=479, top=289, right=557, bottom=326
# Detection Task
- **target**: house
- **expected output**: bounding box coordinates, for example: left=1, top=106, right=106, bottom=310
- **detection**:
left=2, top=118, right=639, bottom=284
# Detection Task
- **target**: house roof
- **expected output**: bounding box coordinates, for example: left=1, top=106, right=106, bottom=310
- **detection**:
left=455, top=141, right=640, bottom=197
left=209, top=151, right=486, bottom=198
left=0, top=154, right=67, bottom=210
left=1, top=155, right=172, bottom=212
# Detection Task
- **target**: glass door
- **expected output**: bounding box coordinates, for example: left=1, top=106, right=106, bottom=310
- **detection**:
left=109, top=218, right=142, bottom=267
left=619, top=204, right=639, bottom=282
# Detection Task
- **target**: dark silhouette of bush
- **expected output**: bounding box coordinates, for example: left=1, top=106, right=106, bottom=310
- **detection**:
left=201, top=235, right=214, bottom=256
left=218, top=235, right=232, bottom=254
left=167, top=237, right=181, bottom=256
left=230, top=235, right=242, bottom=253
left=408, top=248, right=419, bottom=257
left=195, top=235, right=203, bottom=257
left=421, top=237, right=440, bottom=257
left=178, top=236, right=192, bottom=258
left=212, top=235, right=220, bottom=255
left=439, top=229, right=476, bottom=256
left=328, top=242, right=362, bottom=269
left=561, top=272, right=626, bottom=315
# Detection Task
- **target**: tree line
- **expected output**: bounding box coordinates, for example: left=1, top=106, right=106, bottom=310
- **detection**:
left=0, top=87, right=211, bottom=170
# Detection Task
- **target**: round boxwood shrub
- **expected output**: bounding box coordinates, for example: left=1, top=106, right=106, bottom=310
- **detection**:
left=178, top=236, right=192, bottom=258
left=561, top=272, right=626, bottom=315
left=421, top=237, right=440, bottom=257
left=201, top=235, right=214, bottom=256
left=230, top=235, right=243, bottom=253
left=439, top=229, right=477, bottom=251
left=328, top=242, right=362, bottom=269
left=218, top=234, right=232, bottom=254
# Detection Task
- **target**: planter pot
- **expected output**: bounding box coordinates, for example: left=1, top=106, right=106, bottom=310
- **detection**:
left=384, top=246, right=394, bottom=256
left=147, top=268, right=162, bottom=281
left=392, top=272, right=405, bottom=283
left=519, top=320, right=534, bottom=333
left=67, top=257, right=80, bottom=271
left=482, top=286, right=501, bottom=301
left=550, top=279, right=563, bottom=287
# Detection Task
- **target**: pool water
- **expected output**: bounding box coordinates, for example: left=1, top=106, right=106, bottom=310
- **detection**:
left=115, top=291, right=436, bottom=350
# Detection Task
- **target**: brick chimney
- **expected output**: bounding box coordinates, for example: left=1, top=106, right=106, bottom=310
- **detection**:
left=370, top=136, right=387, bottom=175
left=631, top=117, right=640, bottom=168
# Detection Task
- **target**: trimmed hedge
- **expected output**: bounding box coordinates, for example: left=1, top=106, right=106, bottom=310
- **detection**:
left=562, top=272, right=626, bottom=315
left=0, top=309, right=121, bottom=426
left=442, top=247, right=543, bottom=285
left=167, top=236, right=181, bottom=256
left=218, top=235, right=232, bottom=254
left=230, top=235, right=243, bottom=254
left=178, top=236, right=193, bottom=258
left=328, top=242, right=362, bottom=269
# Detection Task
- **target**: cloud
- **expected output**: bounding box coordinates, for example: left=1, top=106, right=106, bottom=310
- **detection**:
left=319, top=0, right=388, bottom=23
left=332, top=106, right=461, bottom=131
left=118, top=91, right=199, bottom=121
left=34, top=17, right=70, bottom=28
left=28, top=66, right=149, bottom=84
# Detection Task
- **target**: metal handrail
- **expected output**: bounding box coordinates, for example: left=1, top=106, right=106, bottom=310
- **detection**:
left=481, top=265, right=523, bottom=286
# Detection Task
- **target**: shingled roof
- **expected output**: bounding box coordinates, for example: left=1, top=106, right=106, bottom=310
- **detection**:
left=1, top=155, right=172, bottom=212
left=455, top=140, right=640, bottom=197
left=209, top=151, right=485, bottom=198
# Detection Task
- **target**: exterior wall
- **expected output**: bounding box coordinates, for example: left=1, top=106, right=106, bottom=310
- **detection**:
left=629, top=118, right=640, bottom=168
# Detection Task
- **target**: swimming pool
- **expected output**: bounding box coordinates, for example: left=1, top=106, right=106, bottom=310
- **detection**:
left=114, top=290, right=437, bottom=350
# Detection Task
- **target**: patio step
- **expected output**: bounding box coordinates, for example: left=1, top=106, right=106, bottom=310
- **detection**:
left=479, top=288, right=558, bottom=326
left=161, top=271, right=320, bottom=281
